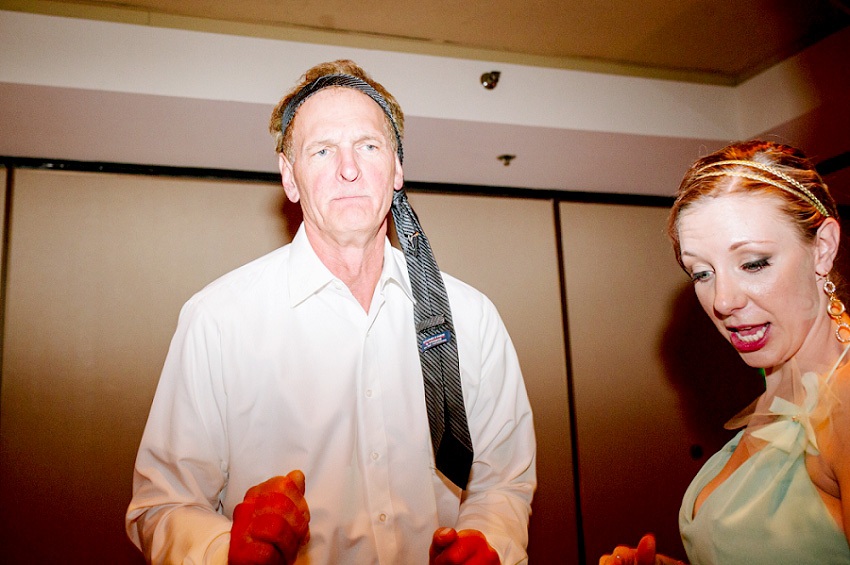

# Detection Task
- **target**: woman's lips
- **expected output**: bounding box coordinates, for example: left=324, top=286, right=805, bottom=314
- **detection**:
left=728, top=323, right=770, bottom=353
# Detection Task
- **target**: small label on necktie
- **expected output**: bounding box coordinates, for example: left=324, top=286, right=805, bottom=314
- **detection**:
left=421, top=331, right=451, bottom=352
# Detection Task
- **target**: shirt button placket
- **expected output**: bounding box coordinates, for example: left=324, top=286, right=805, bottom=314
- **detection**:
left=362, top=303, right=397, bottom=561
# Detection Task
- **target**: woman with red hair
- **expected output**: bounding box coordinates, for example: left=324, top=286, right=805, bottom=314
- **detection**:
left=602, top=140, right=850, bottom=564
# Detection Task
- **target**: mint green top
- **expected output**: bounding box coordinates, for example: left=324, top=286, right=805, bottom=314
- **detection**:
left=679, top=370, right=850, bottom=564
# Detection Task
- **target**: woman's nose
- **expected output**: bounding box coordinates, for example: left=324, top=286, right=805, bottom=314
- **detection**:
left=712, top=273, right=746, bottom=317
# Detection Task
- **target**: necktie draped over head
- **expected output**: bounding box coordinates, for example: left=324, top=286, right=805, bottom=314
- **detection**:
left=279, top=73, right=404, bottom=164
left=280, top=73, right=474, bottom=489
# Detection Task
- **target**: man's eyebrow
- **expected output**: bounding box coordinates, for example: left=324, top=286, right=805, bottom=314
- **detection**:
left=304, top=137, right=334, bottom=150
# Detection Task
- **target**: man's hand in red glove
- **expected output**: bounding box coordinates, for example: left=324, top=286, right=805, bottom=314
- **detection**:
left=429, top=527, right=500, bottom=565
left=229, top=470, right=310, bottom=565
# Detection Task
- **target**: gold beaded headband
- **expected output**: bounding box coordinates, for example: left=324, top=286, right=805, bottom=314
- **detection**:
left=693, top=159, right=830, bottom=218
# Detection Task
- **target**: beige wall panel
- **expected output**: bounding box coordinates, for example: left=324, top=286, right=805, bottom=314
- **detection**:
left=560, top=201, right=761, bottom=563
left=561, top=202, right=694, bottom=562
left=409, top=192, right=577, bottom=564
left=0, top=169, right=291, bottom=563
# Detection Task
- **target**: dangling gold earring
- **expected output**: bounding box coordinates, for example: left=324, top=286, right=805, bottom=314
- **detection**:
left=824, top=278, right=850, bottom=343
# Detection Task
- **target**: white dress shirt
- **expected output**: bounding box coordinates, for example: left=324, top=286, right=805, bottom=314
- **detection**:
left=126, top=224, right=536, bottom=564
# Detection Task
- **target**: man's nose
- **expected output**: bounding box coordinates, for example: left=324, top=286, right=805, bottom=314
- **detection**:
left=338, top=147, right=361, bottom=182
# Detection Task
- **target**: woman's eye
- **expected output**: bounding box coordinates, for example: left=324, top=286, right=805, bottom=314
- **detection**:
left=742, top=257, right=771, bottom=272
left=690, top=270, right=711, bottom=283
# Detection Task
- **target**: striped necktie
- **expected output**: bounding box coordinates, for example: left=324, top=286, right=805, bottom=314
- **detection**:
left=391, top=188, right=473, bottom=490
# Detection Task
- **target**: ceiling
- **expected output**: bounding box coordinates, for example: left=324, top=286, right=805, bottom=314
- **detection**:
left=2, top=1, right=850, bottom=201
left=34, top=0, right=850, bottom=84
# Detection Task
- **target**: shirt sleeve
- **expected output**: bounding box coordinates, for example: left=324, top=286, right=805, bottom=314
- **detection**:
left=126, top=298, right=233, bottom=565
left=454, top=295, right=537, bottom=565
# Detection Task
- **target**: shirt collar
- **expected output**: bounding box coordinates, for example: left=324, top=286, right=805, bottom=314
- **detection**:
left=288, top=224, right=336, bottom=307
left=382, top=237, right=415, bottom=303
left=288, top=224, right=415, bottom=307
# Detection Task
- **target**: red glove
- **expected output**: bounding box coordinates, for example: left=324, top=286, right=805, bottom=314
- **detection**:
left=599, top=534, right=686, bottom=565
left=228, top=470, right=310, bottom=565
left=429, top=527, right=500, bottom=565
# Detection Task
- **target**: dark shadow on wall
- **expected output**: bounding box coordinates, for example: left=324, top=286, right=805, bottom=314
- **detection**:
left=279, top=189, right=303, bottom=242
left=658, top=283, right=765, bottom=461
left=832, top=226, right=850, bottom=297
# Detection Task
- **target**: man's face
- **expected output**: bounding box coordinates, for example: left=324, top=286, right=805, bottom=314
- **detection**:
left=280, top=87, right=403, bottom=248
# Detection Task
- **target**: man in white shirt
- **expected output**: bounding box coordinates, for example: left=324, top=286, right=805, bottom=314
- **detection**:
left=126, top=59, right=536, bottom=565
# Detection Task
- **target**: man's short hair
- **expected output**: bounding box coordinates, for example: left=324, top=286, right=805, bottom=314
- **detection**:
left=270, top=59, right=405, bottom=162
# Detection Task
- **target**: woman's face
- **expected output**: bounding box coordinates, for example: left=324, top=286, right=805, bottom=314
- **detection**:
left=677, top=193, right=829, bottom=370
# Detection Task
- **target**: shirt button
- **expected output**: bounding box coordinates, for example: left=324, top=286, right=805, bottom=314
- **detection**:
left=379, top=513, right=387, bottom=522
left=371, top=451, right=380, bottom=461
left=365, top=389, right=373, bottom=398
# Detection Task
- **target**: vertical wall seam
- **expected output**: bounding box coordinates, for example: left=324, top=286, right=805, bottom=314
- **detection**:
left=0, top=165, right=14, bottom=426
left=553, top=197, right=585, bottom=564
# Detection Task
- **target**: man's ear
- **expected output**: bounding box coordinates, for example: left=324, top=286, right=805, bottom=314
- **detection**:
left=393, top=154, right=404, bottom=192
left=814, top=217, right=841, bottom=276
left=279, top=153, right=300, bottom=203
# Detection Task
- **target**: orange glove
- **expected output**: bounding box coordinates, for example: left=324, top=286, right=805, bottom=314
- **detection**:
left=429, top=527, right=500, bottom=565
left=228, top=470, right=310, bottom=565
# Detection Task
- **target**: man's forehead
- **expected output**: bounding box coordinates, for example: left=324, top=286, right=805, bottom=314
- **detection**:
left=296, top=87, right=383, bottom=117
left=280, top=72, right=403, bottom=162
left=292, top=87, right=389, bottom=137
